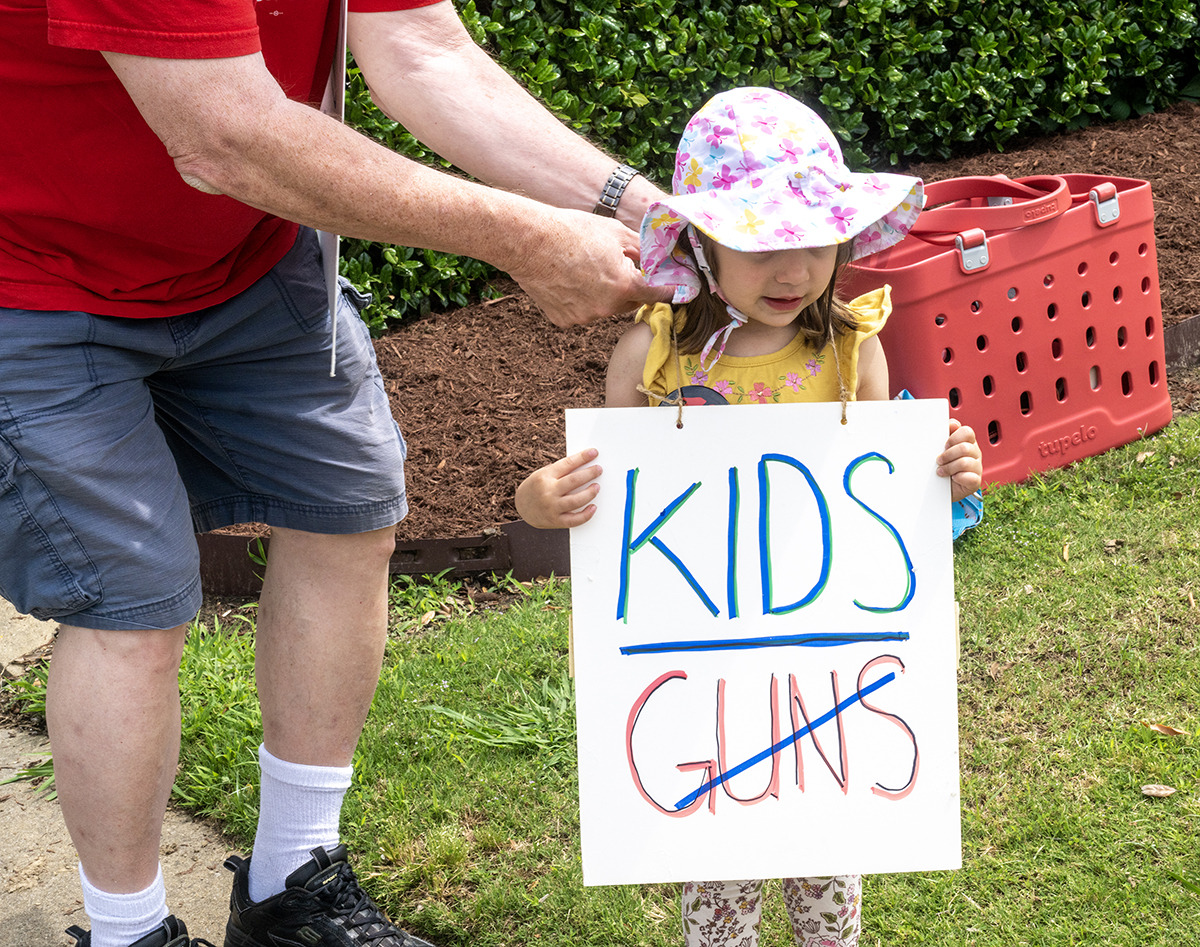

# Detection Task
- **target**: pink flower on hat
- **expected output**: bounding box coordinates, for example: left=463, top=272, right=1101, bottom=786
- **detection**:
left=712, top=165, right=739, bottom=190
left=778, top=138, right=804, bottom=163
left=774, top=221, right=804, bottom=241
left=827, top=205, right=857, bottom=232
left=706, top=123, right=735, bottom=147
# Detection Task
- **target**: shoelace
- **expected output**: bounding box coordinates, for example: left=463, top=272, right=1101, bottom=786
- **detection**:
left=319, top=864, right=406, bottom=945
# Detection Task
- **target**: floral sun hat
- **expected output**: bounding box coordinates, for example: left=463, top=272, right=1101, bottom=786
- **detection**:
left=641, top=87, right=924, bottom=304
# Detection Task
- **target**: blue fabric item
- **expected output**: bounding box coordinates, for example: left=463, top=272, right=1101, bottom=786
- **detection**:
left=893, top=389, right=983, bottom=541
left=0, top=228, right=407, bottom=631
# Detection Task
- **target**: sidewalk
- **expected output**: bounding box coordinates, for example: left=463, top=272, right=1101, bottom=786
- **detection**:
left=0, top=600, right=236, bottom=947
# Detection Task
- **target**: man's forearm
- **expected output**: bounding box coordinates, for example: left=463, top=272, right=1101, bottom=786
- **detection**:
left=347, top=3, right=663, bottom=232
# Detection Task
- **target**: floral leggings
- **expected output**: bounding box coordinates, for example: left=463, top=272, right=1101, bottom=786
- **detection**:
left=681, top=875, right=860, bottom=947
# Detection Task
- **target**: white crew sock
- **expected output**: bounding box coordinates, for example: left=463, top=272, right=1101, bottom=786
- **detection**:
left=247, top=743, right=353, bottom=904
left=79, top=863, right=169, bottom=947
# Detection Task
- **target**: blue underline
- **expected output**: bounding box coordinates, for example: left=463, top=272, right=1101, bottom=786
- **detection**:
left=619, top=631, right=909, bottom=655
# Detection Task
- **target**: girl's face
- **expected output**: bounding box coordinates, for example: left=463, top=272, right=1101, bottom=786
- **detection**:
left=709, top=242, right=839, bottom=328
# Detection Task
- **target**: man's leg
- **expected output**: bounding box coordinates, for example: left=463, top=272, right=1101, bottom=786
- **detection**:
left=46, top=623, right=187, bottom=945
left=248, top=525, right=395, bottom=892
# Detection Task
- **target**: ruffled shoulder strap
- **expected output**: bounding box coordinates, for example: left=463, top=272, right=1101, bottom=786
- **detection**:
left=634, top=302, right=689, bottom=399
left=834, top=284, right=892, bottom=394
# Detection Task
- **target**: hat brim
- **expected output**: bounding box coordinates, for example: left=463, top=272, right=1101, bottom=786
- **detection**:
left=641, top=172, right=923, bottom=301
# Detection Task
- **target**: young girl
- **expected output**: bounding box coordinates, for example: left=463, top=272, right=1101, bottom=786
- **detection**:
left=518, top=87, right=983, bottom=947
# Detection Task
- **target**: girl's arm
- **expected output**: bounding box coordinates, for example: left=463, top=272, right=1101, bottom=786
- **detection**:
left=517, top=322, right=653, bottom=528
left=854, top=335, right=890, bottom=402
left=605, top=323, right=655, bottom=407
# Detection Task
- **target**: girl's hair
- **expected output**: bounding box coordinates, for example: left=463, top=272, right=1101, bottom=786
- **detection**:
left=673, top=232, right=858, bottom=355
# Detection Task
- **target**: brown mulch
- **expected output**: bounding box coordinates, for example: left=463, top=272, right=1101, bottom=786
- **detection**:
left=381, top=102, right=1200, bottom=541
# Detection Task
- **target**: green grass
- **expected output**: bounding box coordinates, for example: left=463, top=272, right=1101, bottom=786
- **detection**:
left=5, top=419, right=1200, bottom=945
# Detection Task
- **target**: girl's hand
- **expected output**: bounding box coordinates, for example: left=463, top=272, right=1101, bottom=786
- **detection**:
left=938, top=419, right=984, bottom=503
left=516, top=448, right=603, bottom=529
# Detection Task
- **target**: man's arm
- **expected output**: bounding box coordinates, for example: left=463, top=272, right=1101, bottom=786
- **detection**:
left=346, top=2, right=661, bottom=233
left=101, top=6, right=666, bottom=325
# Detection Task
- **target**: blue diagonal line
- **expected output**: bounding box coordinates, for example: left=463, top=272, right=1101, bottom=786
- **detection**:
left=672, top=671, right=896, bottom=810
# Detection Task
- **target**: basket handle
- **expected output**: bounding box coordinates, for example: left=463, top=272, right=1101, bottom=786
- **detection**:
left=911, top=174, right=1072, bottom=235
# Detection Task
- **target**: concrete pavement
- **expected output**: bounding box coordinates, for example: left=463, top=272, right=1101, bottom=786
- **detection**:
left=0, top=600, right=237, bottom=947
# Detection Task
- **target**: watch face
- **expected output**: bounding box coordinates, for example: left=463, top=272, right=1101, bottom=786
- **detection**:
left=661, top=385, right=730, bottom=406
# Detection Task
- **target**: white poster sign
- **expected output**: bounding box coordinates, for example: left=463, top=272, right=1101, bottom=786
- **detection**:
left=566, top=400, right=961, bottom=886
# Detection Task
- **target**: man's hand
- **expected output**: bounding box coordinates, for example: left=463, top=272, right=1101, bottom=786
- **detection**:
left=505, top=208, right=671, bottom=327
left=516, top=448, right=603, bottom=529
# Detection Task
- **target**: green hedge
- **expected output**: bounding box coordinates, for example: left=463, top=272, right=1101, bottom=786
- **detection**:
left=343, top=0, right=1200, bottom=330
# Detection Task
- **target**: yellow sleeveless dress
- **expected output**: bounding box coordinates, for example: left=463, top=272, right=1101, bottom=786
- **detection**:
left=636, top=286, right=891, bottom=406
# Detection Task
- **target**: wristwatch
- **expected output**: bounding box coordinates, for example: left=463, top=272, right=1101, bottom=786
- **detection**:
left=593, top=164, right=640, bottom=217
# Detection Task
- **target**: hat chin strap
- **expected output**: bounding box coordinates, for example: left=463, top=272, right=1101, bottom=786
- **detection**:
left=687, top=226, right=748, bottom=371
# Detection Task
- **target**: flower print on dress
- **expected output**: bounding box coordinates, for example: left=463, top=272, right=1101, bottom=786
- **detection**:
left=748, top=382, right=774, bottom=403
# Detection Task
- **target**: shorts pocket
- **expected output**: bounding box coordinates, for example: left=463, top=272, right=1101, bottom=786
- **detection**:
left=0, top=434, right=103, bottom=619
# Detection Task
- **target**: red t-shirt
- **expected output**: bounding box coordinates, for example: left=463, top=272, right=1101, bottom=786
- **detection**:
left=0, top=0, right=440, bottom=317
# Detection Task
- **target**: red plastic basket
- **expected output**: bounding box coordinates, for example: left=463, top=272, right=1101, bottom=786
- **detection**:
left=845, top=173, right=1171, bottom=486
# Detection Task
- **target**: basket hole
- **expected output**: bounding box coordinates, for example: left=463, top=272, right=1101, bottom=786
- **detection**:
left=1081, top=291, right=1091, bottom=308
left=1007, top=286, right=1018, bottom=300
left=1149, top=361, right=1160, bottom=386
left=1051, top=338, right=1063, bottom=359
left=1141, top=276, right=1151, bottom=294
left=1085, top=326, right=1096, bottom=347
left=1113, top=285, right=1123, bottom=303
left=1011, top=316, right=1023, bottom=333
left=1117, top=326, right=1128, bottom=347
left=1056, top=377, right=1068, bottom=402
left=1138, top=242, right=1148, bottom=256
left=982, top=375, right=994, bottom=396
left=1077, top=261, right=1088, bottom=276
left=987, top=420, right=1001, bottom=445
left=970, top=299, right=983, bottom=313
left=1020, top=391, right=1033, bottom=416
left=1047, top=303, right=1058, bottom=320
left=1122, top=371, right=1133, bottom=396
left=1090, top=366, right=1101, bottom=390
left=942, top=347, right=953, bottom=364
left=1145, top=316, right=1156, bottom=338
left=1016, top=352, right=1028, bottom=373
left=935, top=313, right=947, bottom=326
left=948, top=387, right=961, bottom=408
left=1044, top=274, right=1054, bottom=288
left=976, top=335, right=988, bottom=352
left=1109, top=251, right=1119, bottom=265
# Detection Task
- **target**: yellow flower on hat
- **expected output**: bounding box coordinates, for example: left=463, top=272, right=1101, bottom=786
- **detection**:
left=735, top=208, right=766, bottom=235
left=649, top=210, right=682, bottom=231
left=681, top=158, right=704, bottom=189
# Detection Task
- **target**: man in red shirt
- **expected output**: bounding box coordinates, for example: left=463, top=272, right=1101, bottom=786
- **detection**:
left=0, top=1, right=665, bottom=945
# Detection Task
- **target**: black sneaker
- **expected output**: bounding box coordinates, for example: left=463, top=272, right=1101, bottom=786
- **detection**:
left=223, top=845, right=435, bottom=947
left=65, top=915, right=216, bottom=947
